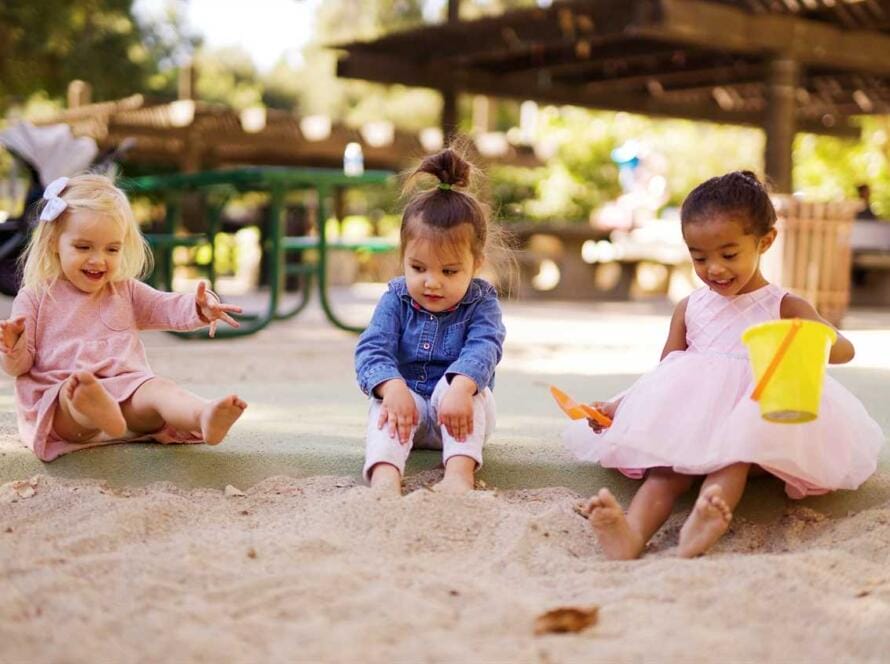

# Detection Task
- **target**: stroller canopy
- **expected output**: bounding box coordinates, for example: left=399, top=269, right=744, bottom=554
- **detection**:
left=0, top=122, right=98, bottom=187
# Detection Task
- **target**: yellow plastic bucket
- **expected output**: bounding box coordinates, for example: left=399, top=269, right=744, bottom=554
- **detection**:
left=741, top=318, right=836, bottom=423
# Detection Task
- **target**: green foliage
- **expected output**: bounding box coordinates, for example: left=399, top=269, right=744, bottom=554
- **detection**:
left=193, top=47, right=263, bottom=109
left=795, top=117, right=890, bottom=217
left=4, top=0, right=887, bottom=227
left=0, top=0, right=198, bottom=112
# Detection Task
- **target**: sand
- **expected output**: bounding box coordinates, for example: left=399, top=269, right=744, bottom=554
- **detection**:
left=1, top=293, right=888, bottom=662
left=1, top=472, right=888, bottom=663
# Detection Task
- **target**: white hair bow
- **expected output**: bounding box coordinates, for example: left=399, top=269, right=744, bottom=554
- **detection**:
left=39, top=176, right=70, bottom=222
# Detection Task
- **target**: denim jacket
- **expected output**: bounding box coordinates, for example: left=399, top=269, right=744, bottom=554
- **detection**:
left=355, top=277, right=506, bottom=399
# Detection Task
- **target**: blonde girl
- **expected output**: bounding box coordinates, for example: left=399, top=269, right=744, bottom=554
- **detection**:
left=0, top=174, right=246, bottom=461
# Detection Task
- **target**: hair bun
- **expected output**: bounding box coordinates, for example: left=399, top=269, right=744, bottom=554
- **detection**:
left=738, top=171, right=761, bottom=186
left=417, top=148, right=470, bottom=188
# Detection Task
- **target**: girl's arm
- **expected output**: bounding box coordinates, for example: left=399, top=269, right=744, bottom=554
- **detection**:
left=445, top=292, right=506, bottom=393
left=780, top=293, right=854, bottom=364
left=660, top=297, right=689, bottom=361
left=129, top=279, right=210, bottom=331
left=1, top=291, right=38, bottom=376
left=355, top=288, right=404, bottom=397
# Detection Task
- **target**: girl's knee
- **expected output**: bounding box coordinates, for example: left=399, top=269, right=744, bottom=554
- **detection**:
left=142, top=376, right=176, bottom=392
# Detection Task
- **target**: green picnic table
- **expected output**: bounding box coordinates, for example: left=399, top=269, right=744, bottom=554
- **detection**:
left=123, top=167, right=396, bottom=337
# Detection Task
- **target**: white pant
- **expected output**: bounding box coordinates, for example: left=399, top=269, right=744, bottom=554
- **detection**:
left=363, top=376, right=496, bottom=481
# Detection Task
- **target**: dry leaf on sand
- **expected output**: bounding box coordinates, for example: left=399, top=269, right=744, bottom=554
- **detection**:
left=224, top=485, right=246, bottom=497
left=534, top=606, right=599, bottom=635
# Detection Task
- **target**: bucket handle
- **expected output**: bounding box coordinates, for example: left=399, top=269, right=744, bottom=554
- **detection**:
left=750, top=318, right=803, bottom=402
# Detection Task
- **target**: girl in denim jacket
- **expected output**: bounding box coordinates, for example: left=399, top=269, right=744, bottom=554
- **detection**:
left=355, top=148, right=507, bottom=495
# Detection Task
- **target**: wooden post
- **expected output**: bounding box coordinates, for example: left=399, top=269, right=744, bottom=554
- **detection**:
left=764, top=57, right=799, bottom=193
left=447, top=0, right=459, bottom=22
left=441, top=0, right=461, bottom=145
left=67, top=80, right=91, bottom=108
left=178, top=61, right=196, bottom=101
left=442, top=86, right=458, bottom=146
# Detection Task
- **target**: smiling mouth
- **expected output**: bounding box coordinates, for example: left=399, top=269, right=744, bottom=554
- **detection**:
left=82, top=270, right=105, bottom=281
left=424, top=293, right=443, bottom=299
left=710, top=278, right=734, bottom=288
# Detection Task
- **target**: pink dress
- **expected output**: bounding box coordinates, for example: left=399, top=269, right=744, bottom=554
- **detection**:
left=564, top=284, right=884, bottom=498
left=3, top=278, right=209, bottom=461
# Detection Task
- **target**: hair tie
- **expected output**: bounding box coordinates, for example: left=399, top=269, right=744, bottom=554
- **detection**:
left=39, top=177, right=70, bottom=222
left=437, top=183, right=453, bottom=191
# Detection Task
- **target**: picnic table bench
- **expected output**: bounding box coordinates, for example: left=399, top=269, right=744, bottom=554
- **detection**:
left=850, top=219, right=890, bottom=306
left=508, top=220, right=688, bottom=300
left=124, top=167, right=396, bottom=337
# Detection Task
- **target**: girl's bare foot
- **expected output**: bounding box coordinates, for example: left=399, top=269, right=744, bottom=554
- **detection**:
left=433, top=456, right=475, bottom=495
left=433, top=473, right=474, bottom=495
left=583, top=488, right=645, bottom=560
left=200, top=395, right=247, bottom=445
left=65, top=372, right=127, bottom=438
left=369, top=463, right=402, bottom=496
left=677, top=485, right=733, bottom=558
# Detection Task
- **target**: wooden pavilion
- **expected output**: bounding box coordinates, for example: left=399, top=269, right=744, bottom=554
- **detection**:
left=335, top=0, right=890, bottom=192
left=34, top=77, right=539, bottom=175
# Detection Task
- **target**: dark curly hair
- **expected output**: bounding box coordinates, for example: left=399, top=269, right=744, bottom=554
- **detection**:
left=680, top=171, right=777, bottom=237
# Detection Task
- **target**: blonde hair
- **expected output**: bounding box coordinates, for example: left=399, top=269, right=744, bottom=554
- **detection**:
left=21, top=174, right=152, bottom=292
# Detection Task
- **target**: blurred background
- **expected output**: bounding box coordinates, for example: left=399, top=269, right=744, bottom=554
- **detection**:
left=2, top=0, right=889, bottom=325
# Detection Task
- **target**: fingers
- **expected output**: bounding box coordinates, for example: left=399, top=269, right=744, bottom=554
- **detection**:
left=10, top=316, right=25, bottom=333
left=202, top=303, right=241, bottom=330
left=441, top=415, right=471, bottom=442
left=378, top=406, right=414, bottom=444
left=196, top=280, right=207, bottom=304
left=208, top=320, right=217, bottom=338
left=396, top=415, right=413, bottom=444
left=216, top=311, right=240, bottom=329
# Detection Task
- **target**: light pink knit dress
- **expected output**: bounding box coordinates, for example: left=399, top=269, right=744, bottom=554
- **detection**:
left=564, top=284, right=884, bottom=498
left=3, top=278, right=208, bottom=461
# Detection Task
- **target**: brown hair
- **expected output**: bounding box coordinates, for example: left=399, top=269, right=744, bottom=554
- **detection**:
left=680, top=170, right=777, bottom=237
left=400, top=146, right=516, bottom=291
left=400, top=148, right=490, bottom=262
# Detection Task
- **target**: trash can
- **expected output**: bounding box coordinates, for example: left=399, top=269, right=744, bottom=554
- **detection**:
left=761, top=196, right=857, bottom=326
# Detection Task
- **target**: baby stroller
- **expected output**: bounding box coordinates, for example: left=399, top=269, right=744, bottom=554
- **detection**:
left=0, top=122, right=132, bottom=295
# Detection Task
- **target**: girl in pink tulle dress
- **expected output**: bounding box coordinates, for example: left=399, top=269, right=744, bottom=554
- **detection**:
left=565, top=171, right=884, bottom=560
left=0, top=174, right=247, bottom=461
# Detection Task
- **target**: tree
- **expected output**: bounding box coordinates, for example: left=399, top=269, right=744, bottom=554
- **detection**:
left=0, top=0, right=198, bottom=112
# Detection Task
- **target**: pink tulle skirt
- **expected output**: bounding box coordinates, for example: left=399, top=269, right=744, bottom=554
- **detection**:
left=564, top=350, right=884, bottom=498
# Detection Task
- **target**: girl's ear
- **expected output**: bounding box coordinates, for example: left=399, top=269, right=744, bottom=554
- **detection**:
left=758, top=227, right=777, bottom=253
left=474, top=255, right=485, bottom=273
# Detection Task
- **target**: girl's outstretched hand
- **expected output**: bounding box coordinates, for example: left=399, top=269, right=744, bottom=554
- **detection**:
left=0, top=316, right=25, bottom=353
left=587, top=400, right=617, bottom=433
left=195, top=281, right=242, bottom=337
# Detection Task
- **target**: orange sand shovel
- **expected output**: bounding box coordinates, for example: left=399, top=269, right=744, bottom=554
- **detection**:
left=549, top=386, right=613, bottom=428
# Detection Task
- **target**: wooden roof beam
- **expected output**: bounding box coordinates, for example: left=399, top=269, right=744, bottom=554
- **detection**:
left=579, top=63, right=767, bottom=94
left=337, top=52, right=858, bottom=137
left=640, top=0, right=890, bottom=75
